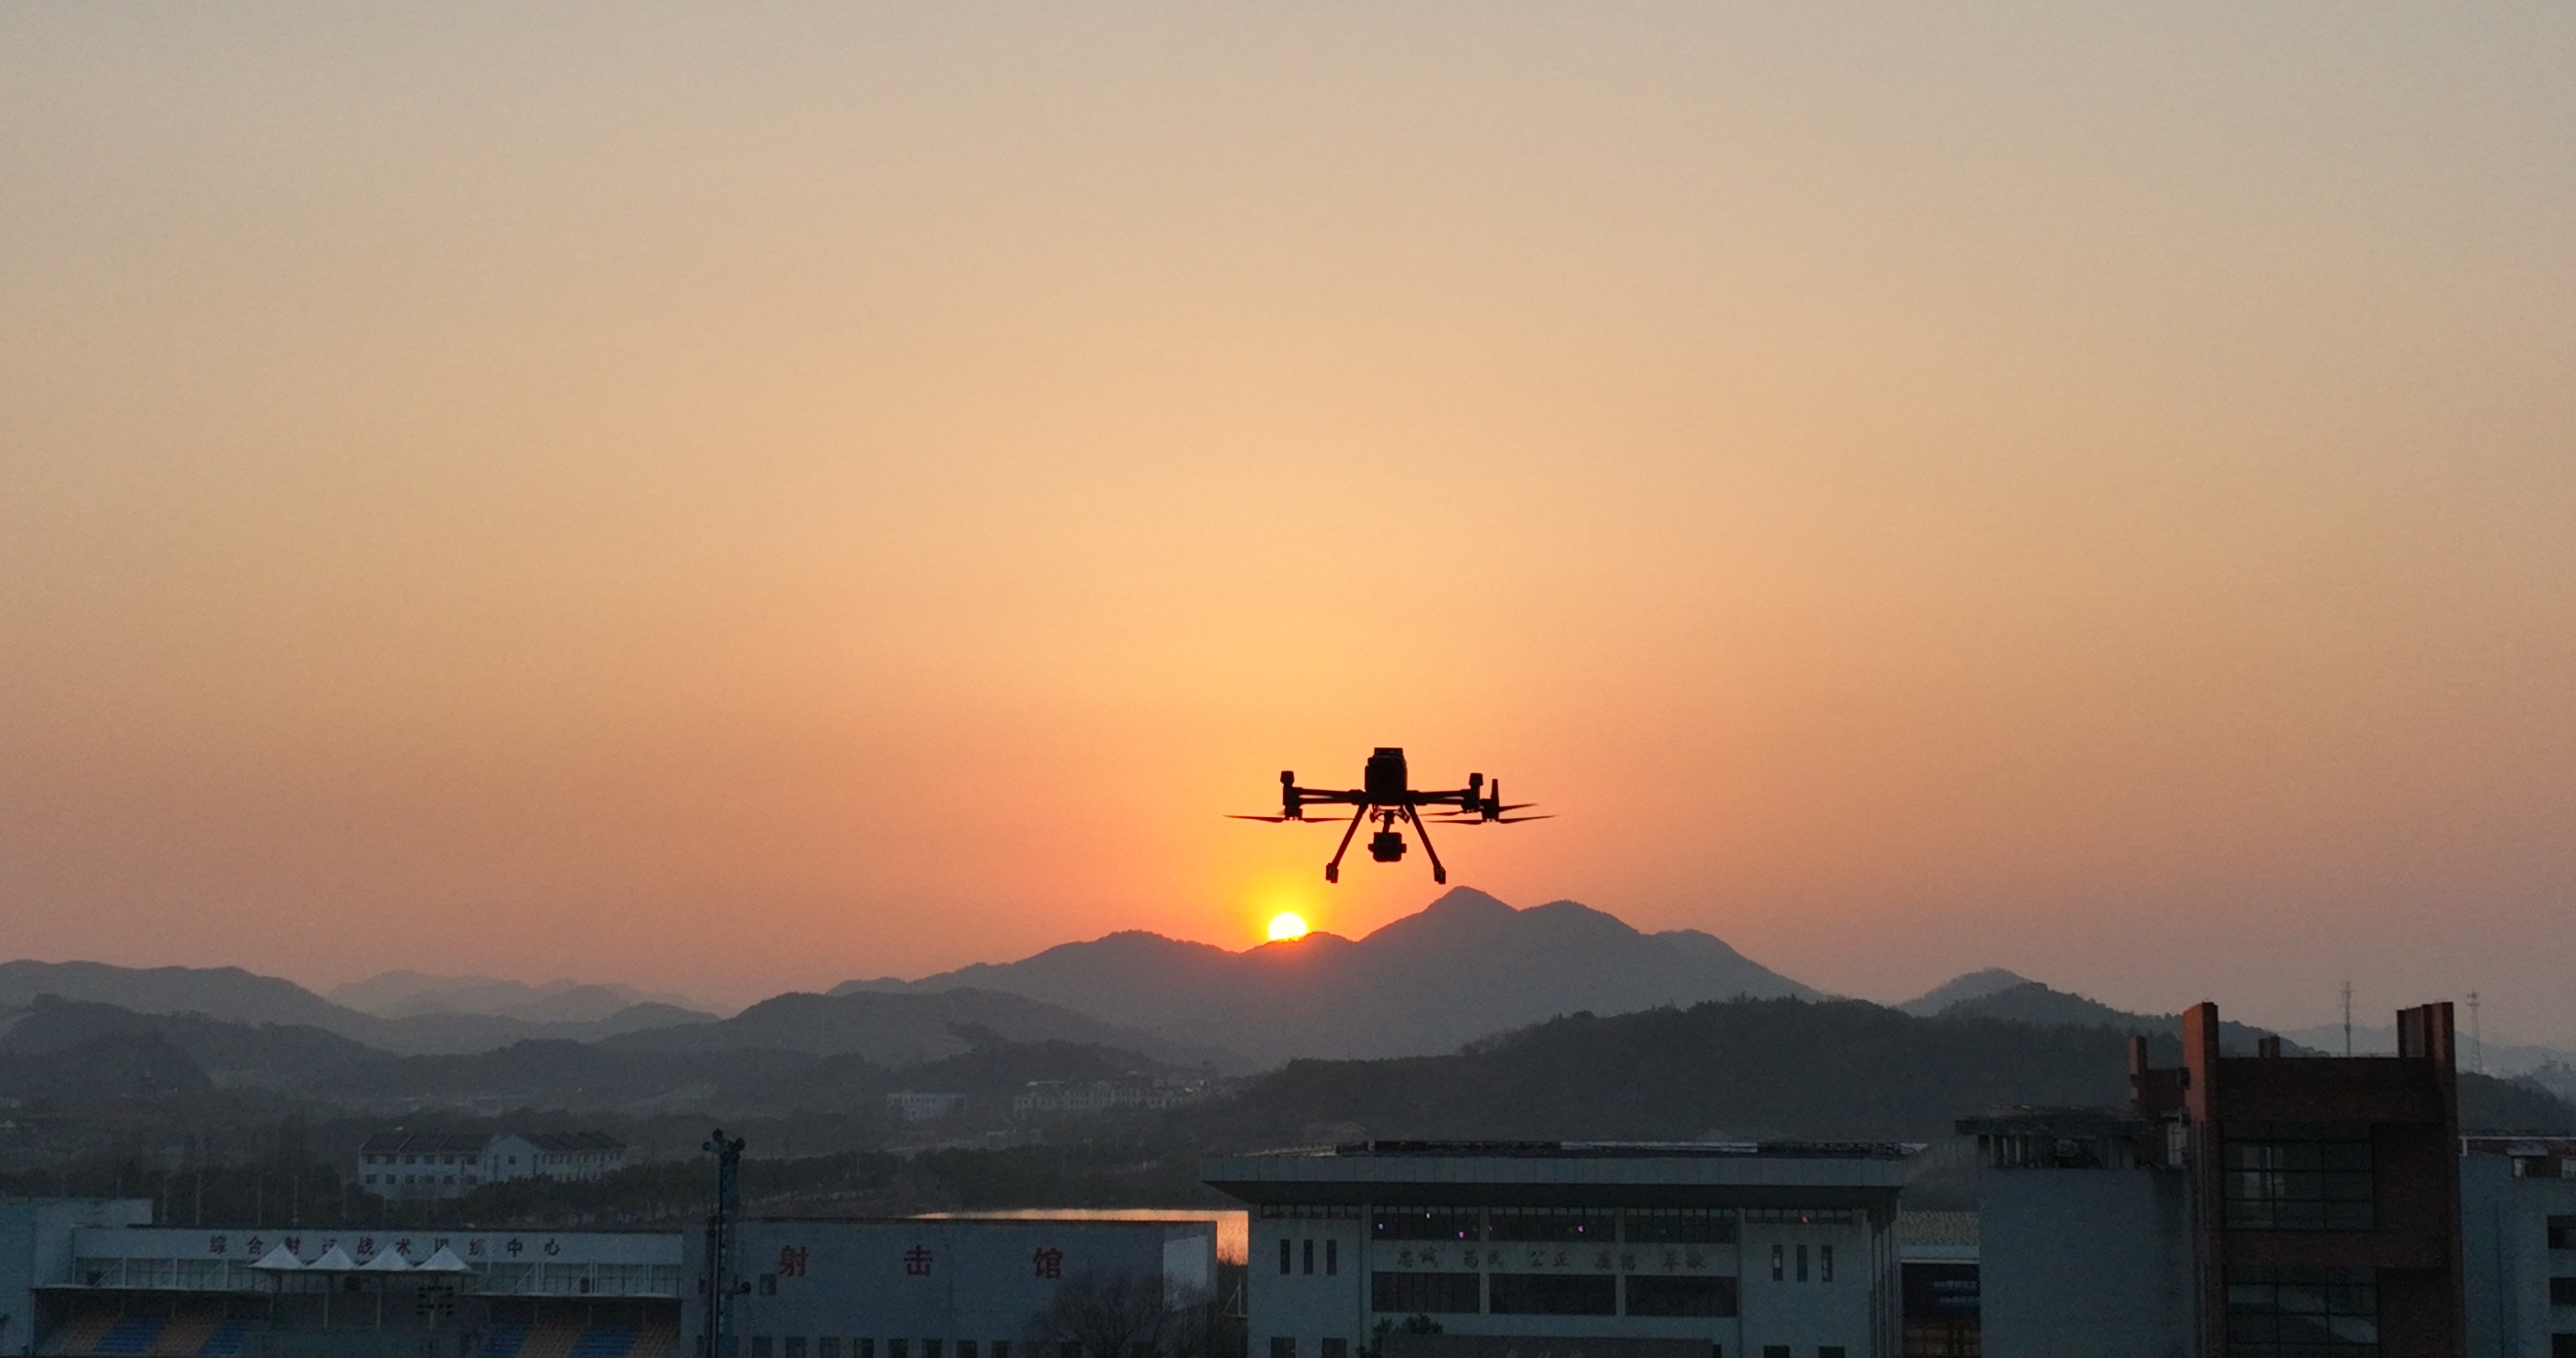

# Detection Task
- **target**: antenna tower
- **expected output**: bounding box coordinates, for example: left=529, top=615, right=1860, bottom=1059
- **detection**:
left=2468, top=992, right=2483, bottom=1074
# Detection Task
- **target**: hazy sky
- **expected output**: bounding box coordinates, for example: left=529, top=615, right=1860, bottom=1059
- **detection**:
left=5, top=4, right=2572, bottom=1037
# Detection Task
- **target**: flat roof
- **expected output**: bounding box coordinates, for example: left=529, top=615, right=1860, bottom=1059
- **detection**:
left=1204, top=1140, right=1920, bottom=1208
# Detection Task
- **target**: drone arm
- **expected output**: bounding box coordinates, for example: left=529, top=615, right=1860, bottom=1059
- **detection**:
left=1322, top=803, right=1370, bottom=884
left=1404, top=805, right=1450, bottom=886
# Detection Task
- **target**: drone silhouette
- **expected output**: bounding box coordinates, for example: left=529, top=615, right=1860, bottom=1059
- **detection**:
left=1231, top=747, right=1547, bottom=885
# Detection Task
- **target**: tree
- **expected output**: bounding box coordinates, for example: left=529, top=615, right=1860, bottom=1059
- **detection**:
left=1030, top=1271, right=1214, bottom=1358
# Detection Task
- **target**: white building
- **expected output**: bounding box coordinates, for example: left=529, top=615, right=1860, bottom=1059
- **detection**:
left=887, top=1093, right=970, bottom=1123
left=357, top=1131, right=630, bottom=1200
left=1011, top=1081, right=1213, bottom=1118
left=1204, top=1140, right=1923, bottom=1358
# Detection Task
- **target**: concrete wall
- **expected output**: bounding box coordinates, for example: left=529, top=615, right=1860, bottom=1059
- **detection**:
left=1977, top=1169, right=2190, bottom=1358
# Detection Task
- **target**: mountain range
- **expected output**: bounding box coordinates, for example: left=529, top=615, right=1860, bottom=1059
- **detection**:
left=836, top=888, right=1816, bottom=1064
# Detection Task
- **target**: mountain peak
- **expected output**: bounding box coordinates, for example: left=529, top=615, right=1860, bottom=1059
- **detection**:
left=1897, top=968, right=2038, bottom=1017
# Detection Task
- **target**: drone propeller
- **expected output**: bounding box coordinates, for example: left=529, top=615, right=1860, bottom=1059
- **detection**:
left=1228, top=814, right=1323, bottom=822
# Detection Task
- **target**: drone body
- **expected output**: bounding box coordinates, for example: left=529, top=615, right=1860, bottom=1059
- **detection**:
left=1231, top=747, right=1546, bottom=884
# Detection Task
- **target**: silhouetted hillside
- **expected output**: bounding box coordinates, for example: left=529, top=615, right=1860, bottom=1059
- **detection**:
left=1194, top=996, right=2576, bottom=1146
left=1895, top=969, right=2034, bottom=1017
left=1936, top=981, right=2309, bottom=1055
left=843, top=888, right=1816, bottom=1064
left=607, top=988, right=1226, bottom=1069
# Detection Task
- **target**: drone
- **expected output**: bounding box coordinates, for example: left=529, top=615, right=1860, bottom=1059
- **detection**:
left=1230, top=746, right=1547, bottom=885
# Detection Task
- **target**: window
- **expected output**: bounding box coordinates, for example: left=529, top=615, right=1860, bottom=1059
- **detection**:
left=1819, top=1245, right=1833, bottom=1283
left=1489, top=1274, right=1616, bottom=1316
left=1626, top=1210, right=1735, bottom=1244
left=786, top=1340, right=807, bottom=1358
left=1763, top=1348, right=1790, bottom=1358
left=821, top=1339, right=842, bottom=1358
left=1371, top=1272, right=1480, bottom=1314
left=1326, top=1240, right=1338, bottom=1275
left=751, top=1341, right=774, bottom=1358
left=364, top=1176, right=377, bottom=1186
left=1821, top=1349, right=1846, bottom=1358
left=1304, top=1240, right=1316, bottom=1275
left=2223, top=1123, right=2374, bottom=1232
left=1372, top=1208, right=1479, bottom=1242
left=759, top=1274, right=779, bottom=1296
left=926, top=1342, right=942, bottom=1358
left=858, top=1342, right=875, bottom=1358
left=2553, top=1278, right=2576, bottom=1306
left=2226, top=1266, right=2377, bottom=1357
left=2553, top=1217, right=2576, bottom=1250
left=1487, top=1208, right=1613, bottom=1243
left=2553, top=1337, right=2576, bottom=1358
left=1280, top=1240, right=1292, bottom=1275
left=1796, top=1245, right=1808, bottom=1283
left=1770, top=1245, right=1784, bottom=1282
left=1321, top=1342, right=1346, bottom=1358
left=993, top=1344, right=1009, bottom=1358
left=1625, top=1276, right=1738, bottom=1318
left=891, top=1341, right=908, bottom=1358
left=958, top=1343, right=977, bottom=1358
left=1270, top=1340, right=1296, bottom=1358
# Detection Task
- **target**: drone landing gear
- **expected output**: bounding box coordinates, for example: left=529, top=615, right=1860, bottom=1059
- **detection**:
left=1324, top=804, right=1369, bottom=884
left=1406, top=805, right=1449, bottom=886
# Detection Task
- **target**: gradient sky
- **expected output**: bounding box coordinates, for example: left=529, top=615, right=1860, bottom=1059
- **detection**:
left=4, top=4, right=2573, bottom=1039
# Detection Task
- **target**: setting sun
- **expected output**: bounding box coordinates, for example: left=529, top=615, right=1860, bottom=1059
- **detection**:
left=1266, top=912, right=1310, bottom=942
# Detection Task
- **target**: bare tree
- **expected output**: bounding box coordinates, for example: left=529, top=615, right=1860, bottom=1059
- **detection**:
left=1031, top=1271, right=1215, bottom=1358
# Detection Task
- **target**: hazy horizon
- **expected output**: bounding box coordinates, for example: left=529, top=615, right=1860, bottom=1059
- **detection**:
left=6, top=8, right=2573, bottom=1042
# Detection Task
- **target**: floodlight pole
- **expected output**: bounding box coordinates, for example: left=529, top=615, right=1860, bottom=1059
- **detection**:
left=701, top=1130, right=747, bottom=1358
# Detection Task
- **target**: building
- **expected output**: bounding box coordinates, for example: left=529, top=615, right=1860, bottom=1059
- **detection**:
left=1203, top=1139, right=1924, bottom=1358
left=1011, top=1082, right=1215, bottom=1119
left=1890, top=1213, right=1976, bottom=1358
left=0, top=1198, right=155, bottom=1358
left=887, top=1094, right=970, bottom=1124
left=9, top=1209, right=680, bottom=1358
left=357, top=1132, right=630, bottom=1200
left=682, top=1217, right=1219, bottom=1358
left=2459, top=1135, right=2576, bottom=1358
left=1965, top=1000, right=2466, bottom=1358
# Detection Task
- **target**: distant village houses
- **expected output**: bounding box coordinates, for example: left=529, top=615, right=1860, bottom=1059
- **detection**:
left=1011, top=1077, right=1216, bottom=1117
left=357, top=1130, right=628, bottom=1200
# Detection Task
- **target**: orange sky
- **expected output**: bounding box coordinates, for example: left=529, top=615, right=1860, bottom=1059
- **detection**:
left=4, top=6, right=2573, bottom=1039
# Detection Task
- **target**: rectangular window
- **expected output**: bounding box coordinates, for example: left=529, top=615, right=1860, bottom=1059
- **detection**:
left=1820, top=1245, right=1833, bottom=1283
left=1304, top=1240, right=1315, bottom=1275
left=2222, top=1123, right=2375, bottom=1232
left=1796, top=1245, right=1808, bottom=1283
left=751, top=1342, right=774, bottom=1358
left=785, top=1342, right=806, bottom=1358
left=821, top=1340, right=841, bottom=1358
left=2553, top=1278, right=2576, bottom=1306
left=2226, top=1266, right=2377, bottom=1357
left=1326, top=1240, right=1338, bottom=1276
left=2553, top=1217, right=2576, bottom=1250
left=959, top=1344, right=977, bottom=1358
left=1819, top=1349, right=1845, bottom=1358
left=1489, top=1274, right=1616, bottom=1316
left=1487, top=1208, right=1613, bottom=1243
left=1770, top=1245, right=1784, bottom=1282
left=1270, top=1340, right=1295, bottom=1358
left=1625, top=1276, right=1739, bottom=1318
left=993, top=1344, right=1009, bottom=1358
left=2553, top=1337, right=2576, bottom=1358
left=1280, top=1239, right=1293, bottom=1275
left=858, top=1342, right=875, bottom=1358
left=1372, top=1208, right=1479, bottom=1242
left=1321, top=1342, right=1346, bottom=1358
left=926, top=1342, right=942, bottom=1358
left=1370, top=1272, right=1481, bottom=1315
left=1624, top=1210, right=1736, bottom=1244
left=1762, top=1348, right=1789, bottom=1358
left=890, top=1341, right=908, bottom=1358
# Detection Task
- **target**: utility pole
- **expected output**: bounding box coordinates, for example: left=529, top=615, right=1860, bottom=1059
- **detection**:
left=2341, top=981, right=2353, bottom=1057
left=701, top=1130, right=747, bottom=1358
left=2468, top=992, right=2484, bottom=1074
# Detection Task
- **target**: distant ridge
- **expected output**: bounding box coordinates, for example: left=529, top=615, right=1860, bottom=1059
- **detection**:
left=836, top=888, right=1817, bottom=1066
left=1895, top=968, right=2035, bottom=1017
